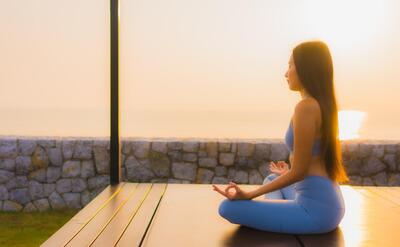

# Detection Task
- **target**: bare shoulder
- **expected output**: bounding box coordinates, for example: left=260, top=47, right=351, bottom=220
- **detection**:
left=294, top=97, right=321, bottom=119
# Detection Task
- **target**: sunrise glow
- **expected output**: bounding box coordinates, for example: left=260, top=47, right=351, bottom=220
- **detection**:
left=338, top=110, right=366, bottom=140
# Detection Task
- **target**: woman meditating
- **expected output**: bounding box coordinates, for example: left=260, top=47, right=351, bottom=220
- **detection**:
left=212, top=40, right=349, bottom=234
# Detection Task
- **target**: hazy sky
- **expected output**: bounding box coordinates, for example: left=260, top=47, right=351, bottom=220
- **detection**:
left=1, top=0, right=399, bottom=140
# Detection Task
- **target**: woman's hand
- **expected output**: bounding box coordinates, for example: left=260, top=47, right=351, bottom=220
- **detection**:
left=212, top=182, right=252, bottom=200
left=269, top=161, right=290, bottom=175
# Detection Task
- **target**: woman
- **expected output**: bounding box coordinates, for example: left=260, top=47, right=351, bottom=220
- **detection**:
left=212, top=40, right=349, bottom=234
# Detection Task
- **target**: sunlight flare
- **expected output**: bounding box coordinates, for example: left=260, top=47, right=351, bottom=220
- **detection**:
left=338, top=110, right=366, bottom=140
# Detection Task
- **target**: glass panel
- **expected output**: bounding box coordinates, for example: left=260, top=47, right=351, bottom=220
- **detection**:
left=121, top=0, right=400, bottom=140
left=0, top=0, right=109, bottom=137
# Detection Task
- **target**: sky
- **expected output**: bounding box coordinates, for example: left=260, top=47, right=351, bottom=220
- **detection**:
left=1, top=0, right=399, bottom=140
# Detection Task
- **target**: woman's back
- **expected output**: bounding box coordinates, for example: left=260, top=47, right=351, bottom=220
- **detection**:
left=287, top=98, right=330, bottom=179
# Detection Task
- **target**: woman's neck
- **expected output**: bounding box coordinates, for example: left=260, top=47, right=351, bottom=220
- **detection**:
left=300, top=89, right=311, bottom=99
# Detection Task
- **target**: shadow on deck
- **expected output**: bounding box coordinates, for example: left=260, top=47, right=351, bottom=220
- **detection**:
left=41, top=183, right=400, bottom=247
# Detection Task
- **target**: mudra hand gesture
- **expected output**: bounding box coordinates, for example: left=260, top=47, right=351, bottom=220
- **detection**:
left=269, top=161, right=290, bottom=175
left=212, top=182, right=251, bottom=200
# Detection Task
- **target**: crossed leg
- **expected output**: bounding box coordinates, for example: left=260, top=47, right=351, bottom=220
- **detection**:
left=218, top=173, right=322, bottom=234
left=262, top=173, right=296, bottom=200
left=218, top=198, right=321, bottom=234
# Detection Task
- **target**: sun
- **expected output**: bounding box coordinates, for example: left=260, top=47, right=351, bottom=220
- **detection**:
left=338, top=110, right=366, bottom=140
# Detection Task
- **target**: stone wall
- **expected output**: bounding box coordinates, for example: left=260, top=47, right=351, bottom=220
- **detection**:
left=0, top=136, right=399, bottom=211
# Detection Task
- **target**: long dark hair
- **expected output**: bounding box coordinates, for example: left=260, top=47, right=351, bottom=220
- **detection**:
left=292, top=40, right=349, bottom=183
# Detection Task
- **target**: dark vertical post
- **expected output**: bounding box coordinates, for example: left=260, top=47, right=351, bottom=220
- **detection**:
left=110, top=0, right=121, bottom=184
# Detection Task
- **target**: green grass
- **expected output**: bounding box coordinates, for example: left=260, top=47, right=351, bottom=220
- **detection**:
left=0, top=209, right=78, bottom=247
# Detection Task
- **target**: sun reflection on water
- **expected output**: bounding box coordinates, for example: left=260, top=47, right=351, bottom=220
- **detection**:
left=338, top=110, right=366, bottom=140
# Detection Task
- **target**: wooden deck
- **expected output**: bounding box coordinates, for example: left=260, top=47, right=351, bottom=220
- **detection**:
left=41, top=183, right=400, bottom=247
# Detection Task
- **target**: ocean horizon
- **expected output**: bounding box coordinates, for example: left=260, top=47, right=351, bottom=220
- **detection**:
left=1, top=108, right=399, bottom=141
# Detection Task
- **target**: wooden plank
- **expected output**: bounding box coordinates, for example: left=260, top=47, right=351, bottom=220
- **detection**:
left=116, top=183, right=167, bottom=247
left=364, top=186, right=400, bottom=206
left=44, top=183, right=400, bottom=247
left=393, top=186, right=400, bottom=191
left=352, top=186, right=400, bottom=213
left=379, top=186, right=400, bottom=201
left=299, top=185, right=400, bottom=247
left=140, top=184, right=301, bottom=247
left=65, top=183, right=139, bottom=247
left=89, top=183, right=153, bottom=246
left=41, top=183, right=126, bottom=247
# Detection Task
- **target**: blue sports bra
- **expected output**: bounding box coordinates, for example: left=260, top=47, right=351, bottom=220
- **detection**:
left=285, top=119, right=322, bottom=156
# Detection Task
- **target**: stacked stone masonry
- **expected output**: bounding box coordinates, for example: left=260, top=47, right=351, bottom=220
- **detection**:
left=0, top=136, right=399, bottom=211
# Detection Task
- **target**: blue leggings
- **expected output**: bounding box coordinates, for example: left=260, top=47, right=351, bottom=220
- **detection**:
left=218, top=173, right=345, bottom=234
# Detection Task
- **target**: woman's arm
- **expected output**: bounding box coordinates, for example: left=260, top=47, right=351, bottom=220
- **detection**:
left=247, top=170, right=303, bottom=199
left=248, top=99, right=318, bottom=199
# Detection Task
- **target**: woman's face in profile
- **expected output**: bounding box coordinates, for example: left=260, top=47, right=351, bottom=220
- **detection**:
left=285, top=54, right=302, bottom=91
